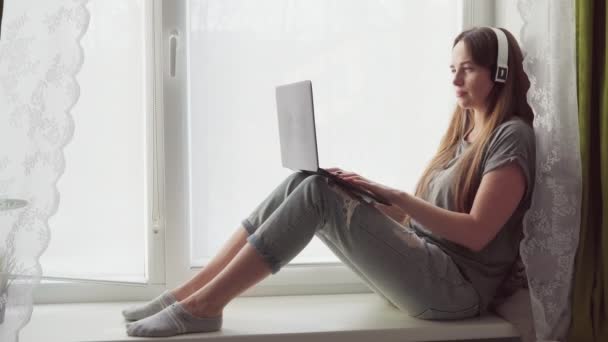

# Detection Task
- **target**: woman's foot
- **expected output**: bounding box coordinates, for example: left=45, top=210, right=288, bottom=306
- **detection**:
left=125, top=302, right=222, bottom=337
left=121, top=290, right=178, bottom=321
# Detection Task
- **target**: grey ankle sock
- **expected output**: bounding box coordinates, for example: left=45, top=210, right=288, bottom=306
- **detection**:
left=126, top=302, right=222, bottom=337
left=122, top=290, right=177, bottom=322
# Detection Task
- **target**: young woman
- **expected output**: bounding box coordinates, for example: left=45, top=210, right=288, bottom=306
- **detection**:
left=124, top=26, right=535, bottom=337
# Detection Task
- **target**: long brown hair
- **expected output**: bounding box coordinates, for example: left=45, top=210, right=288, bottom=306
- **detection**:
left=404, top=27, right=533, bottom=225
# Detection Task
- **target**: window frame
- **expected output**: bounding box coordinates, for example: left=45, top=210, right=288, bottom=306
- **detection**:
left=33, top=0, right=494, bottom=304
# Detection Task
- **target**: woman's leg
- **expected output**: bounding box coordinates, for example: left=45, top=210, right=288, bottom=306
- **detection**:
left=204, top=174, right=481, bottom=319
left=126, top=173, right=326, bottom=337
left=173, top=171, right=313, bottom=299
left=127, top=174, right=478, bottom=337
left=121, top=227, right=248, bottom=322
left=171, top=227, right=249, bottom=301
left=180, top=243, right=272, bottom=317
left=122, top=172, right=312, bottom=322
left=314, top=183, right=481, bottom=319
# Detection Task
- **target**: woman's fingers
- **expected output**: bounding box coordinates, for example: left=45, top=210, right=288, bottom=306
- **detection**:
left=343, top=174, right=366, bottom=182
left=339, top=175, right=359, bottom=183
left=326, top=167, right=346, bottom=175
left=326, top=167, right=359, bottom=178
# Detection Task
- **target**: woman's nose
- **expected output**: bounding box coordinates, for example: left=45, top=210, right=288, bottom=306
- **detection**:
left=452, top=72, right=464, bottom=86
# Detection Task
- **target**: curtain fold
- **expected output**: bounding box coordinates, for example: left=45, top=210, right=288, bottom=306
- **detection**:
left=569, top=0, right=608, bottom=341
left=0, top=1, right=89, bottom=341
left=517, top=0, right=582, bottom=341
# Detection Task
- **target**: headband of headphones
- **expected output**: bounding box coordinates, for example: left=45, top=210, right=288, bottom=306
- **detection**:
left=489, top=27, right=508, bottom=83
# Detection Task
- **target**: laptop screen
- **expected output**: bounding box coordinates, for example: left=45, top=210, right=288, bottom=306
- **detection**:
left=275, top=80, right=319, bottom=172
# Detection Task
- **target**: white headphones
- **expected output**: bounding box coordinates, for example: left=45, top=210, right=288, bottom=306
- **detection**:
left=489, top=27, right=509, bottom=83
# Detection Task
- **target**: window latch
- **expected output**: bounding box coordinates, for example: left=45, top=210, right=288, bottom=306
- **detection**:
left=169, top=29, right=178, bottom=77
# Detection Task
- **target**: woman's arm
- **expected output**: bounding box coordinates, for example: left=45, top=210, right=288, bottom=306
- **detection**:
left=328, top=163, right=526, bottom=252
left=390, top=162, right=526, bottom=252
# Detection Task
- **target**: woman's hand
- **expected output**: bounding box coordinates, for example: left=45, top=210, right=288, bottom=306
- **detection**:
left=325, top=167, right=401, bottom=205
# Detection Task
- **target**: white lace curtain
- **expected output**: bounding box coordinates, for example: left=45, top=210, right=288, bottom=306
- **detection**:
left=0, top=0, right=88, bottom=340
left=517, top=0, right=581, bottom=341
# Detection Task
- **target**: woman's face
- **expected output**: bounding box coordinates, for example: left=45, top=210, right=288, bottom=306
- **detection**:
left=450, top=40, right=494, bottom=113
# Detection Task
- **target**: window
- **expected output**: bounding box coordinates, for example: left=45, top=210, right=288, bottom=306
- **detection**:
left=166, top=0, right=470, bottom=295
left=35, top=0, right=165, bottom=303
left=34, top=0, right=494, bottom=303
left=39, top=0, right=152, bottom=284
left=187, top=0, right=461, bottom=267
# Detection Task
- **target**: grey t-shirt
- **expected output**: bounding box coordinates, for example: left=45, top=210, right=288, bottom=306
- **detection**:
left=409, top=117, right=536, bottom=313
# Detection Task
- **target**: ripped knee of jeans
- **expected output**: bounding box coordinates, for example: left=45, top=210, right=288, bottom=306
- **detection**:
left=401, top=230, right=424, bottom=249
left=326, top=182, right=361, bottom=229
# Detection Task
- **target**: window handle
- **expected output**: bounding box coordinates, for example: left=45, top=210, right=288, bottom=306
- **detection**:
left=169, top=30, right=178, bottom=77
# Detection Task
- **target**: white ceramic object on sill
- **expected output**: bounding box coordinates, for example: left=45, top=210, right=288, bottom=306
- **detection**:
left=0, top=199, right=28, bottom=211
left=0, top=199, right=28, bottom=324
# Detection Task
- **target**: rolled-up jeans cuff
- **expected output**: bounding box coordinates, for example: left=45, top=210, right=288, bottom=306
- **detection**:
left=246, top=233, right=282, bottom=274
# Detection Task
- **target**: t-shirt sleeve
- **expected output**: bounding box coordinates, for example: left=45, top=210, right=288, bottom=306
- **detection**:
left=482, top=120, right=536, bottom=201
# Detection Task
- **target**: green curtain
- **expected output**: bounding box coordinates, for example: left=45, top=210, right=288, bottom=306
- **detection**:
left=570, top=0, right=608, bottom=341
left=0, top=0, right=4, bottom=39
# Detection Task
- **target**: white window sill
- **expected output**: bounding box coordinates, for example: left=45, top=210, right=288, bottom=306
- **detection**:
left=20, top=293, right=520, bottom=342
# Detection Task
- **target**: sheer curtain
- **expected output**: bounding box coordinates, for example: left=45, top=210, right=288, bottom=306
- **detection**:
left=0, top=0, right=88, bottom=340
left=516, top=0, right=581, bottom=341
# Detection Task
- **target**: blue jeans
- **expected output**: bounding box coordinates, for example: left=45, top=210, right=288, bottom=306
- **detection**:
left=242, top=172, right=480, bottom=320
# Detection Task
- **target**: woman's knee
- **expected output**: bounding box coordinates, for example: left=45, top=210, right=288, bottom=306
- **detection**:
left=278, top=171, right=314, bottom=195
left=288, top=171, right=312, bottom=183
left=291, top=174, right=333, bottom=207
left=299, top=174, right=328, bottom=191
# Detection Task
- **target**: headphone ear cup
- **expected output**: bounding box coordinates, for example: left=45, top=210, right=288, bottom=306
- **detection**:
left=490, top=65, right=506, bottom=85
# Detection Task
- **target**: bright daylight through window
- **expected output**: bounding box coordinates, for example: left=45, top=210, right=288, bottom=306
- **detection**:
left=38, top=0, right=461, bottom=288
left=187, top=0, right=460, bottom=267
left=40, top=0, right=148, bottom=284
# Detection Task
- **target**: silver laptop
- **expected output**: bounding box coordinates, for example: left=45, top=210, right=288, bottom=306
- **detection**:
left=275, top=80, right=390, bottom=205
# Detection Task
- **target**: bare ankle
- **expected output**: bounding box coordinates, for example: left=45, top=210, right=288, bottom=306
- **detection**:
left=171, top=288, right=190, bottom=302
left=182, top=298, right=224, bottom=318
